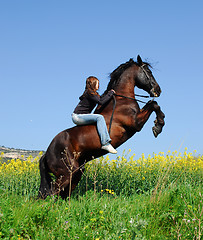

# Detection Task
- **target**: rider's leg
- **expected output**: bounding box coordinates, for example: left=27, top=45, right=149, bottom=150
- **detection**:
left=72, top=113, right=117, bottom=153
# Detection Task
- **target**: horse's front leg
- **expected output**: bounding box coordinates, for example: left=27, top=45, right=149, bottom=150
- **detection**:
left=152, top=101, right=165, bottom=137
left=135, top=101, right=165, bottom=137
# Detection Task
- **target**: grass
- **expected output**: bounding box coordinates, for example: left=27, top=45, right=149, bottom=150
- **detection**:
left=0, top=150, right=202, bottom=239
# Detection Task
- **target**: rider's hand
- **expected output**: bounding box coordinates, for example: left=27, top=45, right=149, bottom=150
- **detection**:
left=111, top=89, right=116, bottom=94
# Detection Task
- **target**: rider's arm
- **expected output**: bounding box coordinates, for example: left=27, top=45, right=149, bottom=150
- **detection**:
left=88, top=90, right=114, bottom=105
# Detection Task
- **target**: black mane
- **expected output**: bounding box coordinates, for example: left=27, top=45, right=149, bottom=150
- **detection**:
left=103, top=58, right=135, bottom=95
left=101, top=58, right=152, bottom=97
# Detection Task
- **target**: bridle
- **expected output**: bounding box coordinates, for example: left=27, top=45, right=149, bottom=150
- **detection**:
left=140, top=64, right=151, bottom=80
left=140, top=64, right=158, bottom=96
left=114, top=64, right=152, bottom=103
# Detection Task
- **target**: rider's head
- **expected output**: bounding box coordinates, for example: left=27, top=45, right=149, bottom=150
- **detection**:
left=86, top=76, right=99, bottom=92
left=79, top=76, right=100, bottom=100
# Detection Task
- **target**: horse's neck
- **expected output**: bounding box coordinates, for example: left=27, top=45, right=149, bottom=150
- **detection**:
left=110, top=79, right=139, bottom=145
left=115, top=68, right=136, bottom=95
left=115, top=79, right=135, bottom=98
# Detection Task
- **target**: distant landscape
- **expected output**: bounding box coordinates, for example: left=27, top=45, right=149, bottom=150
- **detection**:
left=0, top=146, right=44, bottom=160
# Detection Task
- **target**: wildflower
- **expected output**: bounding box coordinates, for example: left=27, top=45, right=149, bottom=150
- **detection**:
left=129, top=218, right=134, bottom=224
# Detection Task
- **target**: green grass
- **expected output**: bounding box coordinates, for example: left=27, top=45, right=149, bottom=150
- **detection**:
left=0, top=183, right=202, bottom=240
left=0, top=151, right=202, bottom=239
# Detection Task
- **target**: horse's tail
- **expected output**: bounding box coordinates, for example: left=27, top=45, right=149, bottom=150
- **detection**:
left=38, top=154, right=52, bottom=199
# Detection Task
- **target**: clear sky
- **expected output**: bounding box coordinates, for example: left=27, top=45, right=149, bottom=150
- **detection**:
left=1, top=0, right=203, bottom=158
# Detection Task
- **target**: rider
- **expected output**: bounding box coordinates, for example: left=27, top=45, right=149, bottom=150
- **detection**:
left=72, top=76, right=117, bottom=154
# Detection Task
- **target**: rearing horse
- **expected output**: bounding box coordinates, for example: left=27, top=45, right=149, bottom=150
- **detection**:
left=39, top=55, right=165, bottom=199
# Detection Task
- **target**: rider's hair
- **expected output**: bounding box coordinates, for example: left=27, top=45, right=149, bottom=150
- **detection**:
left=79, top=76, right=99, bottom=100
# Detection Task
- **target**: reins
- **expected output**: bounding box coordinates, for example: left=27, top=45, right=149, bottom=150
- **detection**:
left=115, top=93, right=149, bottom=103
left=108, top=93, right=150, bottom=134
left=109, top=95, right=116, bottom=135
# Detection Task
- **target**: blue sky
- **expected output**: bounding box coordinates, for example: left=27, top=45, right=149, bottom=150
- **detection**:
left=0, top=1, right=203, bottom=158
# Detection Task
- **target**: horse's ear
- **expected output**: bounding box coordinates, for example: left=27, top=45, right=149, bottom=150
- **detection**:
left=137, top=55, right=143, bottom=65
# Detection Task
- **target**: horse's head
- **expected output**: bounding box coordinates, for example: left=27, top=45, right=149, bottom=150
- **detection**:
left=135, top=55, right=161, bottom=97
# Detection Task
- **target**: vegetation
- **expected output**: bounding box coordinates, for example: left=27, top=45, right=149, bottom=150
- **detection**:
left=0, top=149, right=202, bottom=239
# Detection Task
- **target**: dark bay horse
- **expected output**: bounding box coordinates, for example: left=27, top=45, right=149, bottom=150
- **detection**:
left=39, top=55, right=165, bottom=199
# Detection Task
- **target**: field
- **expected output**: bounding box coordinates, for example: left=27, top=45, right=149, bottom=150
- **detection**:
left=0, top=149, right=202, bottom=239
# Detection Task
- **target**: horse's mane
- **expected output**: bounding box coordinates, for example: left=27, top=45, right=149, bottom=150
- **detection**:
left=101, top=57, right=152, bottom=98
left=95, top=57, right=151, bottom=113
left=101, top=58, right=135, bottom=96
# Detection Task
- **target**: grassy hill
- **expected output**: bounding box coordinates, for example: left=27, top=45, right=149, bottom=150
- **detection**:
left=0, top=146, right=44, bottom=160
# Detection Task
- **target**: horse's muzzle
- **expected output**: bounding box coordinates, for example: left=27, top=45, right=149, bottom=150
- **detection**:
left=150, top=86, right=161, bottom=97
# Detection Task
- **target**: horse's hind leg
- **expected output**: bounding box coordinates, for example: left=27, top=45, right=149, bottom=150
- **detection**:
left=69, top=168, right=84, bottom=194
left=59, top=172, right=82, bottom=199
left=46, top=143, right=85, bottom=200
left=54, top=169, right=84, bottom=200
left=49, top=174, right=69, bottom=200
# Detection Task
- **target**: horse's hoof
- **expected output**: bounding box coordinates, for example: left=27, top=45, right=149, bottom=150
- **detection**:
left=152, top=124, right=162, bottom=138
left=152, top=126, right=158, bottom=138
